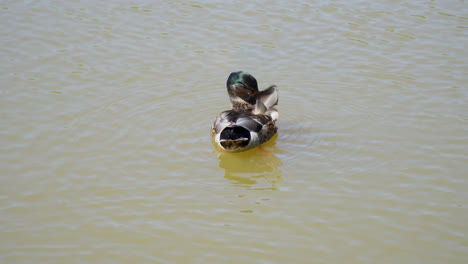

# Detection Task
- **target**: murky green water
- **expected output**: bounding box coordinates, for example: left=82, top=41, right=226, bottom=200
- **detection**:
left=1, top=1, right=467, bottom=263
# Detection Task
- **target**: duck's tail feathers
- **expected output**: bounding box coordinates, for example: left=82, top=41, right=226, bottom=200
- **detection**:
left=219, top=126, right=251, bottom=149
left=257, top=85, right=278, bottom=110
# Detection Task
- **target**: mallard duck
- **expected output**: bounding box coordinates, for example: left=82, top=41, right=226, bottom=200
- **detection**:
left=211, top=71, right=279, bottom=152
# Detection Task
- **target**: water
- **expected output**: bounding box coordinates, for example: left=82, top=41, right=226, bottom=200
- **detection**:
left=1, top=1, right=467, bottom=263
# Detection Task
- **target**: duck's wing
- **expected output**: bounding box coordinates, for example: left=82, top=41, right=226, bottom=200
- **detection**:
left=214, top=110, right=245, bottom=134
left=213, top=111, right=232, bottom=134
left=214, top=110, right=274, bottom=134
left=237, top=115, right=270, bottom=133
left=252, top=99, right=267, bottom=115
left=257, top=85, right=278, bottom=110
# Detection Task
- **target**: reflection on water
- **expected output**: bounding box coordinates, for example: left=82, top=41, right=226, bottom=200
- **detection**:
left=214, top=134, right=282, bottom=189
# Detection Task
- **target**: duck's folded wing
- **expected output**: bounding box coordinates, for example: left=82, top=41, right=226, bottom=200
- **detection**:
left=213, top=111, right=234, bottom=134
left=257, top=85, right=278, bottom=110
left=237, top=115, right=269, bottom=133
left=252, top=99, right=267, bottom=115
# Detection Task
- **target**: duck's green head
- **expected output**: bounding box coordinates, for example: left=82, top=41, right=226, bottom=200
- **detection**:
left=226, top=71, right=259, bottom=106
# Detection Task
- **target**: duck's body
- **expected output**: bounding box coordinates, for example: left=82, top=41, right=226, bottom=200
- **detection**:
left=212, top=71, right=279, bottom=153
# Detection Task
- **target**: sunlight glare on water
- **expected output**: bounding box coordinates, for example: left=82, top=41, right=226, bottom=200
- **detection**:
left=1, top=0, right=467, bottom=263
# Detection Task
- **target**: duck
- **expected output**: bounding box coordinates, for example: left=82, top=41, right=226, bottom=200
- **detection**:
left=211, top=71, right=279, bottom=152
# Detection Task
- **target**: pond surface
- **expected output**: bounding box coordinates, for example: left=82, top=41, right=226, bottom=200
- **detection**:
left=1, top=1, right=467, bottom=263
